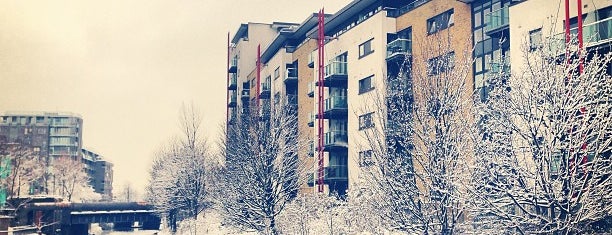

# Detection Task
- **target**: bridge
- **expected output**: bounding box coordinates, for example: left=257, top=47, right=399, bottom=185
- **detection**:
left=15, top=201, right=161, bottom=235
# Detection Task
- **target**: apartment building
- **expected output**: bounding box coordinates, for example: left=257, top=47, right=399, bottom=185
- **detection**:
left=0, top=111, right=83, bottom=194
left=227, top=0, right=605, bottom=197
left=227, top=22, right=299, bottom=126
left=0, top=112, right=83, bottom=162
left=82, top=148, right=114, bottom=200
left=508, top=0, right=612, bottom=73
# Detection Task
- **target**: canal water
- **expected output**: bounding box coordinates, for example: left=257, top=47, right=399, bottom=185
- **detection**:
left=91, top=224, right=160, bottom=235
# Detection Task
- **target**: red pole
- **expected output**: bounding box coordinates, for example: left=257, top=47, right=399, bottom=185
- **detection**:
left=256, top=44, right=261, bottom=109
left=317, top=9, right=325, bottom=193
left=227, top=32, right=230, bottom=128
left=564, top=0, right=571, bottom=63
left=576, top=0, right=584, bottom=73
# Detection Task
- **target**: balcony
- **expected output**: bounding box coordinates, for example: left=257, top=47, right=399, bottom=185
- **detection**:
left=228, top=74, right=237, bottom=90
left=228, top=94, right=237, bottom=107
left=307, top=112, right=315, bottom=127
left=307, top=82, right=315, bottom=97
left=548, top=17, right=612, bottom=55
left=322, top=61, right=348, bottom=87
left=228, top=57, right=238, bottom=73
left=324, top=165, right=348, bottom=182
left=386, top=38, right=412, bottom=61
left=284, top=67, right=298, bottom=86
left=308, top=50, right=315, bottom=68
left=241, top=89, right=250, bottom=100
left=308, top=141, right=316, bottom=157
left=485, top=6, right=509, bottom=36
left=323, top=96, right=348, bottom=119
left=307, top=172, right=315, bottom=186
left=260, top=82, right=271, bottom=99
left=228, top=113, right=237, bottom=125
left=324, top=130, right=348, bottom=151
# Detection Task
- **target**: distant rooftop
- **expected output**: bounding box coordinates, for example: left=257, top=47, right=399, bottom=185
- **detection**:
left=1, top=111, right=82, bottom=118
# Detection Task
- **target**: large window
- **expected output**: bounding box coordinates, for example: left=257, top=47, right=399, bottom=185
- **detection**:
left=359, top=112, right=375, bottom=130
left=427, top=52, right=455, bottom=75
left=427, top=9, right=454, bottom=34
left=359, top=38, right=374, bottom=58
left=358, top=75, right=374, bottom=94
left=529, top=28, right=542, bottom=51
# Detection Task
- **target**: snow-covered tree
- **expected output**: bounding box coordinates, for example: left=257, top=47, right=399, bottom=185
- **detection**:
left=0, top=140, right=44, bottom=198
left=358, top=33, right=474, bottom=234
left=146, top=103, right=215, bottom=233
left=50, top=156, right=90, bottom=202
left=470, top=31, right=612, bottom=234
left=215, top=100, right=306, bottom=235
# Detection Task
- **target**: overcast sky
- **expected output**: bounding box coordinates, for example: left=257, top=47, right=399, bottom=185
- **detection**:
left=0, top=0, right=350, bottom=196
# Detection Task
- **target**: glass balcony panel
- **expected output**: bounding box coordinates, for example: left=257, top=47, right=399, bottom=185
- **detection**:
left=324, top=96, right=348, bottom=112
left=485, top=6, right=509, bottom=33
left=324, top=61, right=348, bottom=77
left=386, top=38, right=412, bottom=59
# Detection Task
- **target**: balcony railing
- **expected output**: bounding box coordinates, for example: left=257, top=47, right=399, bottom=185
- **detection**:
left=387, top=0, right=431, bottom=18
left=284, top=67, right=298, bottom=85
left=485, top=6, right=509, bottom=35
left=548, top=17, right=612, bottom=54
left=308, top=50, right=316, bottom=68
left=241, top=89, right=250, bottom=100
left=260, top=82, right=271, bottom=99
left=308, top=112, right=315, bottom=127
left=307, top=82, right=315, bottom=97
left=324, top=165, right=348, bottom=181
left=324, top=130, right=348, bottom=149
left=228, top=94, right=237, bottom=107
left=324, top=61, right=348, bottom=78
left=228, top=57, right=238, bottom=73
left=228, top=74, right=237, bottom=90
left=324, top=96, right=348, bottom=113
left=386, top=38, right=412, bottom=60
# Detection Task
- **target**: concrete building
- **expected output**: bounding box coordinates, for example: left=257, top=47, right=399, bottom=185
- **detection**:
left=226, top=0, right=481, bottom=197
left=0, top=111, right=83, bottom=162
left=82, top=148, right=114, bottom=200
left=225, top=0, right=612, bottom=196
left=508, top=0, right=612, bottom=73
left=0, top=111, right=83, bottom=194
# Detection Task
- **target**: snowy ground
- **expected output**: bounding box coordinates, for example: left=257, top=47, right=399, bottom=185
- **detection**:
left=156, top=209, right=256, bottom=235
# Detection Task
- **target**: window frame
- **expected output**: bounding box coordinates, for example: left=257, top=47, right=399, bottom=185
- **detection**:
left=427, top=9, right=455, bottom=35
left=358, top=38, right=375, bottom=59
left=358, top=75, right=375, bottom=94
left=359, top=112, right=375, bottom=130
left=529, top=28, right=543, bottom=51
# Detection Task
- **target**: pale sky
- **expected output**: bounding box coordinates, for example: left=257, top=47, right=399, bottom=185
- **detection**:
left=0, top=0, right=350, bottom=195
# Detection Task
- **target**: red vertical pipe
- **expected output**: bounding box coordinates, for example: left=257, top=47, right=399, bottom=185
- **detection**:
left=577, top=0, right=584, bottom=73
left=564, top=0, right=571, bottom=63
left=256, top=44, right=261, bottom=108
left=317, top=9, right=326, bottom=193
left=227, top=32, right=230, bottom=128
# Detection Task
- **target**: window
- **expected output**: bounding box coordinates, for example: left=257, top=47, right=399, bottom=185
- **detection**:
left=427, top=52, right=455, bottom=75
left=359, top=112, right=375, bottom=130
left=427, top=9, right=454, bottom=34
left=358, top=75, right=375, bottom=94
left=359, top=38, right=374, bottom=58
left=359, top=150, right=373, bottom=167
left=274, top=67, right=280, bottom=79
left=529, top=28, right=542, bottom=50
